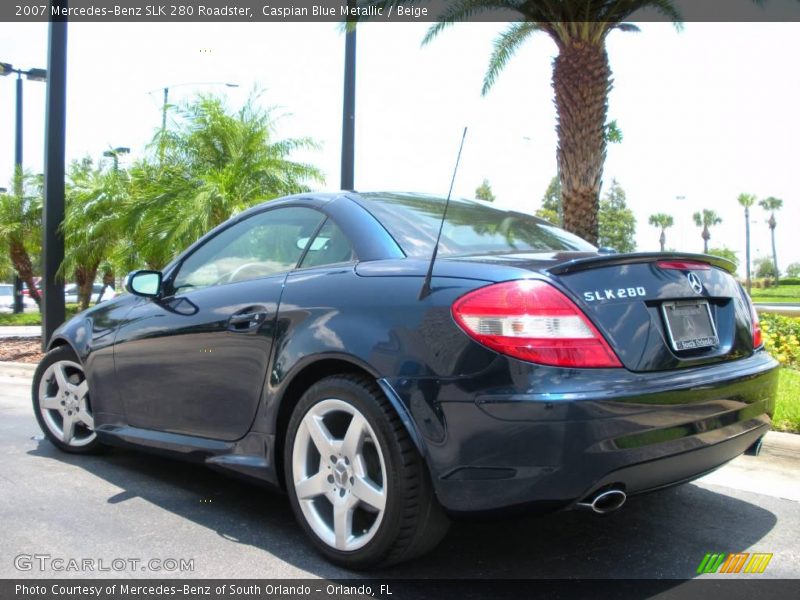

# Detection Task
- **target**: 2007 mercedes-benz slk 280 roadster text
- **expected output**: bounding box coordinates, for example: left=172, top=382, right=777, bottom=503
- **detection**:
left=33, top=192, right=778, bottom=568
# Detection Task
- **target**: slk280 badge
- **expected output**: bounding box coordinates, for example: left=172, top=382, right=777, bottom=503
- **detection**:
left=583, top=287, right=647, bottom=302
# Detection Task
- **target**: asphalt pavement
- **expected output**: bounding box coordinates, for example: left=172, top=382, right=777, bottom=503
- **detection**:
left=1, top=369, right=798, bottom=580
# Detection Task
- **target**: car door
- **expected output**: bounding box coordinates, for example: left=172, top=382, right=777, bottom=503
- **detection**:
left=113, top=205, right=326, bottom=441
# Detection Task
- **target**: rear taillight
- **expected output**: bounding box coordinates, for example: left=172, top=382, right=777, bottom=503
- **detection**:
left=746, top=295, right=763, bottom=348
left=452, top=280, right=622, bottom=368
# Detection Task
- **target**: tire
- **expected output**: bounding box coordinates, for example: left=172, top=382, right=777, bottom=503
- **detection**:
left=284, top=374, right=449, bottom=569
left=32, top=345, right=104, bottom=454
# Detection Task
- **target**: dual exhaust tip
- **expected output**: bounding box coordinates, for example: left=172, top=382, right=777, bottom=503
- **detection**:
left=576, top=488, right=627, bottom=514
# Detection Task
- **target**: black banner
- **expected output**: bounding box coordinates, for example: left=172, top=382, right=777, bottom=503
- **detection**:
left=4, top=0, right=800, bottom=23
left=3, top=579, right=800, bottom=600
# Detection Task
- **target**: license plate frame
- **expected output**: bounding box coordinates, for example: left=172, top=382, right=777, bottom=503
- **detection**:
left=661, top=299, right=719, bottom=352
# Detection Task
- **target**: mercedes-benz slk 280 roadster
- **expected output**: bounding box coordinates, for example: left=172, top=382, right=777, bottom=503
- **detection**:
left=33, top=192, right=778, bottom=568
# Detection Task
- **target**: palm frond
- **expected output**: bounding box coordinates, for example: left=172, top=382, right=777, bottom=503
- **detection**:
left=422, top=0, right=523, bottom=46
left=482, top=21, right=542, bottom=95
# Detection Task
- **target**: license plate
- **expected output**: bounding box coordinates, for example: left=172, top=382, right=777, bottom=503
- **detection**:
left=661, top=300, right=718, bottom=351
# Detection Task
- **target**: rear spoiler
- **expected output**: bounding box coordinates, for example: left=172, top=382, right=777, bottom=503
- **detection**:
left=548, top=252, right=736, bottom=276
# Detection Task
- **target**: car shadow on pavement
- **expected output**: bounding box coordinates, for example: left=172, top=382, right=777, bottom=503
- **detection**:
left=28, top=441, right=778, bottom=580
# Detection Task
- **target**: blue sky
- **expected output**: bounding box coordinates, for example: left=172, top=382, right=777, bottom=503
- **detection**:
left=1, top=20, right=798, bottom=271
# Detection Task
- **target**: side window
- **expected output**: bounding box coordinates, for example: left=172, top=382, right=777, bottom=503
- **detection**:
left=299, top=218, right=356, bottom=268
left=173, top=207, right=325, bottom=292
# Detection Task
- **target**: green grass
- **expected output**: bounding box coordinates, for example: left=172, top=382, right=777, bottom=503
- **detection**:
left=0, top=305, right=81, bottom=326
left=750, top=285, right=800, bottom=303
left=774, top=368, right=800, bottom=433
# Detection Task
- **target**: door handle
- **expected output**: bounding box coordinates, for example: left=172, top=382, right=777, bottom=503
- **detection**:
left=227, top=310, right=269, bottom=332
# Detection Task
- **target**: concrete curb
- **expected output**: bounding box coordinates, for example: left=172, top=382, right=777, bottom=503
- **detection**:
left=755, top=305, right=800, bottom=317
left=0, top=325, right=42, bottom=338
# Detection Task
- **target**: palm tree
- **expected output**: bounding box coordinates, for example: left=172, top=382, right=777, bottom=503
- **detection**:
left=648, top=213, right=674, bottom=252
left=123, top=93, right=325, bottom=270
left=62, top=157, right=127, bottom=310
left=693, top=209, right=722, bottom=254
left=737, top=193, right=756, bottom=294
left=0, top=170, right=43, bottom=307
left=361, top=1, right=690, bottom=244
left=759, top=196, right=783, bottom=284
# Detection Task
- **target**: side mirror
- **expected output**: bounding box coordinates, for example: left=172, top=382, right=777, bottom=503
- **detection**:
left=124, top=270, right=162, bottom=298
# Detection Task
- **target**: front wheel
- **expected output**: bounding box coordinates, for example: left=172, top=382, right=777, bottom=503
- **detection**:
left=32, top=345, right=103, bottom=453
left=285, top=375, right=449, bottom=569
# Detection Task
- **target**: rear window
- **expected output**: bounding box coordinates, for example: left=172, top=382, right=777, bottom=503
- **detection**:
left=359, top=193, right=595, bottom=258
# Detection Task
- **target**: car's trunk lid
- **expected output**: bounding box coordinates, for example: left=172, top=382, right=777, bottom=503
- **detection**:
left=448, top=252, right=754, bottom=372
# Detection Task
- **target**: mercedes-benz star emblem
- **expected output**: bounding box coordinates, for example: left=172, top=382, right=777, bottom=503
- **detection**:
left=687, top=272, right=704, bottom=294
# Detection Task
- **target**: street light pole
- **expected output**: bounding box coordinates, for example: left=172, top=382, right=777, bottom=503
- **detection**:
left=155, top=81, right=238, bottom=133
left=1, top=62, right=47, bottom=313
left=340, top=23, right=356, bottom=191
left=15, top=73, right=22, bottom=184
left=103, top=146, right=130, bottom=171
left=42, top=8, right=68, bottom=351
left=12, top=73, right=24, bottom=313
left=162, top=87, right=169, bottom=132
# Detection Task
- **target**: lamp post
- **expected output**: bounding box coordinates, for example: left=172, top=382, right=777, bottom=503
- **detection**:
left=153, top=81, right=239, bottom=132
left=42, top=8, right=68, bottom=351
left=103, top=146, right=130, bottom=171
left=341, top=22, right=356, bottom=191
left=0, top=61, right=47, bottom=313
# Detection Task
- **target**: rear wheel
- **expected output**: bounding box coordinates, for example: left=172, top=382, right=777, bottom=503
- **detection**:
left=285, top=374, right=449, bottom=569
left=32, top=345, right=103, bottom=454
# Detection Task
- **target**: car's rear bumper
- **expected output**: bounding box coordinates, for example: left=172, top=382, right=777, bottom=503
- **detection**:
left=383, top=350, right=779, bottom=514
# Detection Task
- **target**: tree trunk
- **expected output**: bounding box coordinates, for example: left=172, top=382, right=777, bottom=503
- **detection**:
left=769, top=215, right=779, bottom=284
left=702, top=226, right=710, bottom=253
left=744, top=206, right=751, bottom=295
left=9, top=238, right=42, bottom=307
left=96, top=268, right=115, bottom=303
left=74, top=264, right=99, bottom=311
left=553, top=40, right=611, bottom=246
left=659, top=230, right=666, bottom=252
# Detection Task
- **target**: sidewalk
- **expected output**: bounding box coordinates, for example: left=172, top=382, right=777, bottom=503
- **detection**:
left=755, top=303, right=800, bottom=316
left=0, top=326, right=41, bottom=338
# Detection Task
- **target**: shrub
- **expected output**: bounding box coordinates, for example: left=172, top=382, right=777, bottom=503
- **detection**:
left=779, top=277, right=800, bottom=286
left=751, top=278, right=774, bottom=289
left=760, top=313, right=800, bottom=368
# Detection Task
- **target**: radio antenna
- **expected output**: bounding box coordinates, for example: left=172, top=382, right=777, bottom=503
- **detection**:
left=419, top=126, right=468, bottom=300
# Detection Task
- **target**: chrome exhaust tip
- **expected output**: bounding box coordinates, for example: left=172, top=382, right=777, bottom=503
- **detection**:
left=576, top=489, right=627, bottom=514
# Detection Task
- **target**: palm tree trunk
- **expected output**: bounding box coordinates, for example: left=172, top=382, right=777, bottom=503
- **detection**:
left=553, top=40, right=610, bottom=246
left=770, top=218, right=779, bottom=284
left=9, top=239, right=41, bottom=307
left=74, top=265, right=99, bottom=311
left=659, top=230, right=666, bottom=252
left=744, top=206, right=751, bottom=294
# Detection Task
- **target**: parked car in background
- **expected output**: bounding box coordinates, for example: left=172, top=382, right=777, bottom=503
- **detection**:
left=63, top=283, right=115, bottom=305
left=0, top=283, right=38, bottom=313
left=22, top=278, right=43, bottom=299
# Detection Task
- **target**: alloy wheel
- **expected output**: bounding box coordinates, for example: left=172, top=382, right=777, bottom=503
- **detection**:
left=37, top=359, right=96, bottom=447
left=291, top=398, right=387, bottom=552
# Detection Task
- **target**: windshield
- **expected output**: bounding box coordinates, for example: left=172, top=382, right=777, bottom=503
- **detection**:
left=358, top=193, right=595, bottom=258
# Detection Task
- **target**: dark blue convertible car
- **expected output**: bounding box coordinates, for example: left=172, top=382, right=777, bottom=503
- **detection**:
left=33, top=192, right=778, bottom=568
